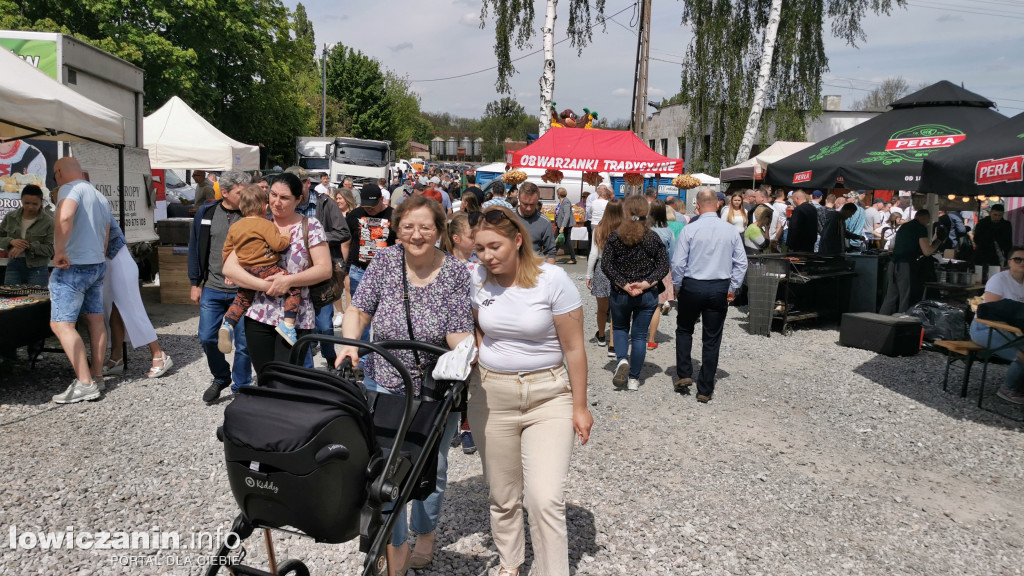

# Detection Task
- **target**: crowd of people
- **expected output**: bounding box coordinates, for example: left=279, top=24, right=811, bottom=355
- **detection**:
left=8, top=157, right=1024, bottom=575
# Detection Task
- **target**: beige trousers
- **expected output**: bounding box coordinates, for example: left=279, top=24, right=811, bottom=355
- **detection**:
left=467, top=364, right=575, bottom=576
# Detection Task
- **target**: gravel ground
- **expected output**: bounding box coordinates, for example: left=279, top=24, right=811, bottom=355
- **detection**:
left=3, top=260, right=1024, bottom=576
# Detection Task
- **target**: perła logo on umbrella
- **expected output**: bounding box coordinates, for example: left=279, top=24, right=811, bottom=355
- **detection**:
left=861, top=124, right=967, bottom=165
left=976, top=155, right=1023, bottom=186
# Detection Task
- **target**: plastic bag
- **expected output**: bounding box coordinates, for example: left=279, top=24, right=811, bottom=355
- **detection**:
left=905, top=300, right=967, bottom=342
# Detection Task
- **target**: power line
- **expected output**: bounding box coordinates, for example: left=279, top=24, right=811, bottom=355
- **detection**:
left=908, top=1, right=1024, bottom=20
left=409, top=2, right=638, bottom=84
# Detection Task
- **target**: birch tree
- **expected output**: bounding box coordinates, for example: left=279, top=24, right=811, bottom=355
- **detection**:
left=680, top=0, right=907, bottom=173
left=480, top=0, right=605, bottom=135
left=733, top=0, right=781, bottom=164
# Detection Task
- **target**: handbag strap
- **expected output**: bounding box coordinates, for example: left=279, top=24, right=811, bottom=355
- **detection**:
left=400, top=247, right=425, bottom=380
left=301, top=216, right=309, bottom=253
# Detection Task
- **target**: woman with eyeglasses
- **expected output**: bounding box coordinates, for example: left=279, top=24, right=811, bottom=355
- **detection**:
left=467, top=206, right=592, bottom=576
left=601, top=196, right=669, bottom=391
left=970, top=246, right=1024, bottom=405
left=335, top=194, right=474, bottom=576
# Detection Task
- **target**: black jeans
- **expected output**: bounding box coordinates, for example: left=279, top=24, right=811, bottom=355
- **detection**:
left=560, top=225, right=576, bottom=261
left=879, top=261, right=923, bottom=315
left=244, top=319, right=313, bottom=377
left=675, top=278, right=730, bottom=397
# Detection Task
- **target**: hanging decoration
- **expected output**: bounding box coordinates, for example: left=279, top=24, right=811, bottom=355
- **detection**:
left=502, top=169, right=528, bottom=185
left=542, top=169, right=564, bottom=184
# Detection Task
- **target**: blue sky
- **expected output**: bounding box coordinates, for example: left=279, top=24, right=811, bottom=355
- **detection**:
left=289, top=0, right=1024, bottom=122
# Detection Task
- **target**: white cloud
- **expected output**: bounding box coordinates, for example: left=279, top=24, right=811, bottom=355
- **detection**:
left=649, top=87, right=666, bottom=97
left=612, top=88, right=630, bottom=96
left=460, top=11, right=480, bottom=27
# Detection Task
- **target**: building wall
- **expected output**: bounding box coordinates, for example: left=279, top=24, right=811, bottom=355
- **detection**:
left=644, top=104, right=878, bottom=171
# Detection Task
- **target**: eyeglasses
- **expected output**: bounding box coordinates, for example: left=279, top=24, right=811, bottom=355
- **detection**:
left=468, top=210, right=510, bottom=227
left=399, top=224, right=437, bottom=235
left=1011, top=257, right=1024, bottom=264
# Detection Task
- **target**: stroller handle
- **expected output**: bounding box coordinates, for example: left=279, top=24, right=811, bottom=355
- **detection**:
left=290, top=334, right=454, bottom=506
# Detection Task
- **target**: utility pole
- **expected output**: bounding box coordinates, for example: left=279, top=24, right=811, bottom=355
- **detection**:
left=321, top=43, right=328, bottom=137
left=629, top=0, right=652, bottom=143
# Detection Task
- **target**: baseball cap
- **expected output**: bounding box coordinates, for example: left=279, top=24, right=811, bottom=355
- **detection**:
left=429, top=176, right=441, bottom=185
left=418, top=176, right=428, bottom=186
left=811, top=190, right=823, bottom=199
left=844, top=191, right=860, bottom=199
left=716, top=192, right=727, bottom=202
left=360, top=183, right=382, bottom=207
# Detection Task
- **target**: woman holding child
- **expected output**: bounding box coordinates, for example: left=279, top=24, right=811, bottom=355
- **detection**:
left=222, top=172, right=333, bottom=374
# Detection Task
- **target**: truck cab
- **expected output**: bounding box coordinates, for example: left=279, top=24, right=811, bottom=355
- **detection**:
left=326, top=137, right=395, bottom=187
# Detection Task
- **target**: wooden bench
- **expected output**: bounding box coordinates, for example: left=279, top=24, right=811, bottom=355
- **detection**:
left=934, top=340, right=985, bottom=398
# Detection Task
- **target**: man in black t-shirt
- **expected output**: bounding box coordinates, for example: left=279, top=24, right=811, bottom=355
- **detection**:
left=345, top=183, right=397, bottom=339
left=463, top=173, right=484, bottom=204
left=879, top=209, right=944, bottom=314
left=785, top=191, right=818, bottom=253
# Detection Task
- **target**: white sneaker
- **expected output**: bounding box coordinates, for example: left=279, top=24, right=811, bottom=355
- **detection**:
left=53, top=379, right=101, bottom=404
left=333, top=313, right=344, bottom=328
left=627, top=378, right=640, bottom=391
left=612, top=359, right=629, bottom=388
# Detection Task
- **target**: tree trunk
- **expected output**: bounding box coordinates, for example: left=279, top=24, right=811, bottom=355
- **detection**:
left=734, top=0, right=783, bottom=165
left=539, top=0, right=557, bottom=136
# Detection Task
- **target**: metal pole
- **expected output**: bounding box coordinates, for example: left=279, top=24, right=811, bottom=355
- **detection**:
left=321, top=44, right=327, bottom=137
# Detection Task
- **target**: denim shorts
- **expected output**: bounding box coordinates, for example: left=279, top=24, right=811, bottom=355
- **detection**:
left=49, top=263, right=106, bottom=322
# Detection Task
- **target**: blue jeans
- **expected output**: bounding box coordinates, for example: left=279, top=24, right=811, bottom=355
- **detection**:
left=970, top=320, right=1024, bottom=392
left=609, top=289, right=658, bottom=379
left=348, top=265, right=372, bottom=342
left=4, top=258, right=50, bottom=286
left=364, top=376, right=460, bottom=547
left=49, top=263, right=105, bottom=321
left=311, top=304, right=337, bottom=364
left=199, top=287, right=252, bottom=391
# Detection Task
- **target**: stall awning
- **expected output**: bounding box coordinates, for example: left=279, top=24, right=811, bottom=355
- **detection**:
left=719, top=141, right=814, bottom=182
left=0, top=47, right=126, bottom=145
left=920, top=112, right=1024, bottom=197
left=511, top=128, right=684, bottom=174
left=144, top=96, right=259, bottom=171
left=766, top=81, right=1005, bottom=191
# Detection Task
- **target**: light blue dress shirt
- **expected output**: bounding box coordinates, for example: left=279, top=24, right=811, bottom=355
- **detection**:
left=671, top=212, right=748, bottom=293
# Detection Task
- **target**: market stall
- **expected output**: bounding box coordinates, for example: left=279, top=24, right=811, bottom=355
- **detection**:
left=719, top=141, right=813, bottom=184
left=0, top=48, right=127, bottom=356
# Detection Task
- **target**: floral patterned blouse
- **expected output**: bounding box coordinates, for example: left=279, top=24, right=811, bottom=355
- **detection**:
left=351, top=244, right=474, bottom=395
left=245, top=217, right=325, bottom=330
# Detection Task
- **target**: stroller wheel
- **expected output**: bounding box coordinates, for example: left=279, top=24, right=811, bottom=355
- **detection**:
left=277, top=559, right=311, bottom=576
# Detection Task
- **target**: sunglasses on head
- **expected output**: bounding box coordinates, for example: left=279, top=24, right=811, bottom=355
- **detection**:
left=468, top=210, right=510, bottom=227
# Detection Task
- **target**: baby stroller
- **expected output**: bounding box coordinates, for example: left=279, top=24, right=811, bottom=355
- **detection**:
left=205, top=335, right=466, bottom=576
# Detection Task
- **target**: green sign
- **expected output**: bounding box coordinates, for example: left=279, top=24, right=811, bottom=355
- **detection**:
left=0, top=38, right=58, bottom=79
left=808, top=138, right=856, bottom=162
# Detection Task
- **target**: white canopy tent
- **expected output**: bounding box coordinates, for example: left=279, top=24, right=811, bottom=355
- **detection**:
left=0, top=47, right=126, bottom=145
left=692, top=172, right=721, bottom=185
left=144, top=96, right=259, bottom=171
left=719, top=141, right=814, bottom=183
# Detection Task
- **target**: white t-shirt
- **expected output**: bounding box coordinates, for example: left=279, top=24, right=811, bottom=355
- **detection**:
left=985, top=270, right=1024, bottom=302
left=769, top=202, right=787, bottom=241
left=590, top=198, right=609, bottom=226
left=472, top=262, right=582, bottom=372
left=893, top=205, right=916, bottom=221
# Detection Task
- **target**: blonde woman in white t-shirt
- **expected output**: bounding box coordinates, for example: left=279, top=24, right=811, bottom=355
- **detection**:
left=970, top=246, right=1024, bottom=404
left=467, top=206, right=593, bottom=576
left=719, top=192, right=748, bottom=233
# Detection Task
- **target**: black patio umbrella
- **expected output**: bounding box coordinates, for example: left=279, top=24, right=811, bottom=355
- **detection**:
left=919, top=112, right=1024, bottom=197
left=766, top=81, right=1006, bottom=191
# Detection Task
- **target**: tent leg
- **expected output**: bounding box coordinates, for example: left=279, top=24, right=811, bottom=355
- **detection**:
left=118, top=146, right=126, bottom=231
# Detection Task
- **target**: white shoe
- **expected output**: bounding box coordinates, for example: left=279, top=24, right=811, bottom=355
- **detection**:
left=612, top=359, right=629, bottom=388
left=627, top=378, right=640, bottom=391
left=53, top=379, right=101, bottom=404
left=333, top=313, right=344, bottom=328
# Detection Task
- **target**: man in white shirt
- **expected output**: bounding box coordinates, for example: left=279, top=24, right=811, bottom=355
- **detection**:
left=769, top=189, right=788, bottom=249
left=314, top=173, right=330, bottom=196
left=892, top=192, right=916, bottom=221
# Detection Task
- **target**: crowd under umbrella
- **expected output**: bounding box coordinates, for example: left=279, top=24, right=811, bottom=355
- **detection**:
left=920, top=111, right=1024, bottom=199
left=765, top=81, right=1007, bottom=192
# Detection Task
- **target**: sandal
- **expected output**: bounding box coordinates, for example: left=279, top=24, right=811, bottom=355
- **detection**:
left=147, top=353, right=174, bottom=379
left=102, top=358, right=124, bottom=376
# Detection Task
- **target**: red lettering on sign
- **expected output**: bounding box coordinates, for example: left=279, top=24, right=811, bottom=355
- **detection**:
left=976, top=155, right=1024, bottom=186
left=793, top=170, right=812, bottom=184
left=885, top=134, right=966, bottom=151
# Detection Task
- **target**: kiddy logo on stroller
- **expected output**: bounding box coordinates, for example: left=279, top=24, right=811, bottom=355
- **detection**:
left=204, top=335, right=468, bottom=576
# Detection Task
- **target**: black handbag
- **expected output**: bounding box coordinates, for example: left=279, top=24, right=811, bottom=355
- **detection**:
left=302, top=217, right=343, bottom=308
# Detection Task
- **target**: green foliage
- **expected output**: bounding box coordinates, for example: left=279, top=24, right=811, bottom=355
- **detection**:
left=479, top=0, right=606, bottom=93
left=479, top=97, right=529, bottom=161
left=3, top=0, right=322, bottom=166
left=679, top=0, right=905, bottom=172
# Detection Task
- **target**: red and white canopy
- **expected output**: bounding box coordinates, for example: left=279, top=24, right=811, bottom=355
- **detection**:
left=511, top=128, right=683, bottom=174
